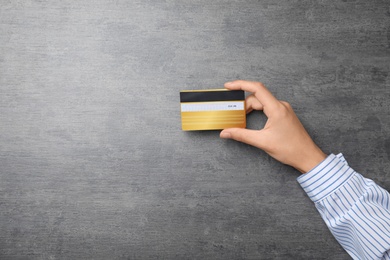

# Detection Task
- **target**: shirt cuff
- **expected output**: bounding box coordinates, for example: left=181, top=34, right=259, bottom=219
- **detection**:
left=297, top=153, right=356, bottom=203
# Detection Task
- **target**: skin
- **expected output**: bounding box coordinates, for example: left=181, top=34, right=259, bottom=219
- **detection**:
left=220, top=80, right=327, bottom=173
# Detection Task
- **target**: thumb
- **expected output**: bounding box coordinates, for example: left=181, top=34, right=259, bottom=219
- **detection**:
left=220, top=128, right=264, bottom=148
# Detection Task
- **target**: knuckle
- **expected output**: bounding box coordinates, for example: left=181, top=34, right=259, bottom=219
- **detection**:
left=254, top=81, right=265, bottom=88
left=274, top=102, right=291, bottom=118
left=280, top=101, right=293, bottom=112
left=254, top=103, right=263, bottom=110
left=280, top=101, right=291, bottom=108
left=233, top=130, right=247, bottom=143
left=234, top=131, right=244, bottom=142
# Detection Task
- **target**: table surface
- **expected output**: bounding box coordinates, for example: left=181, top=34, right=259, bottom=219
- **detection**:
left=1, top=1, right=390, bottom=259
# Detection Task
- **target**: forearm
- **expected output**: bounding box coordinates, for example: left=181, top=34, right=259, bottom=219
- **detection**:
left=298, top=154, right=390, bottom=259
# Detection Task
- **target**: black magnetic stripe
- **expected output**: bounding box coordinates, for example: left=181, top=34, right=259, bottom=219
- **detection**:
left=180, top=90, right=244, bottom=102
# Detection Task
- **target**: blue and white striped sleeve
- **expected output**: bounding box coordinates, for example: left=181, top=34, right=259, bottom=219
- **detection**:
left=297, top=153, right=390, bottom=260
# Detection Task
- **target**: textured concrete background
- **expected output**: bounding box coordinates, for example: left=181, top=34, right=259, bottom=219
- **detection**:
left=1, top=0, right=390, bottom=259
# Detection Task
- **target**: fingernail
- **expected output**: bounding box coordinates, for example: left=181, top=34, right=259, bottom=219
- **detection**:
left=220, top=132, right=231, bottom=138
left=225, top=81, right=233, bottom=86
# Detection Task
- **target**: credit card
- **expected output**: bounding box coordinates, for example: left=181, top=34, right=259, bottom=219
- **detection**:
left=180, top=89, right=246, bottom=131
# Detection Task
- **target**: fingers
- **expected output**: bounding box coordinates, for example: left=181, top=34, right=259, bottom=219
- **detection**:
left=220, top=128, right=265, bottom=149
left=224, top=80, right=279, bottom=113
left=245, top=94, right=263, bottom=114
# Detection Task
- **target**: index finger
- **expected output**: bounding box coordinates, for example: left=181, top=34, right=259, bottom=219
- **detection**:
left=224, top=80, right=279, bottom=112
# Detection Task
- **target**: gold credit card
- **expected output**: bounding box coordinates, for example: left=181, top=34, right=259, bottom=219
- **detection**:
left=180, top=89, right=246, bottom=131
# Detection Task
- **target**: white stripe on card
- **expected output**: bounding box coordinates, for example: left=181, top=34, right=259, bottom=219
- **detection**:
left=181, top=101, right=244, bottom=112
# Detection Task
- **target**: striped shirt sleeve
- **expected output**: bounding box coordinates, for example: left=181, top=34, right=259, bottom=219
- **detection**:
left=297, top=153, right=390, bottom=260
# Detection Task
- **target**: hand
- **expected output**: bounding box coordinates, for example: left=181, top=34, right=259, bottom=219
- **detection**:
left=220, top=80, right=326, bottom=173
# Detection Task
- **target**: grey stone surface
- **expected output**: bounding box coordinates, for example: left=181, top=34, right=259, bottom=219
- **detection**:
left=1, top=0, right=389, bottom=259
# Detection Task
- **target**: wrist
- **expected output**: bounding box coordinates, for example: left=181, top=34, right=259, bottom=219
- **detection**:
left=295, top=147, right=327, bottom=174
